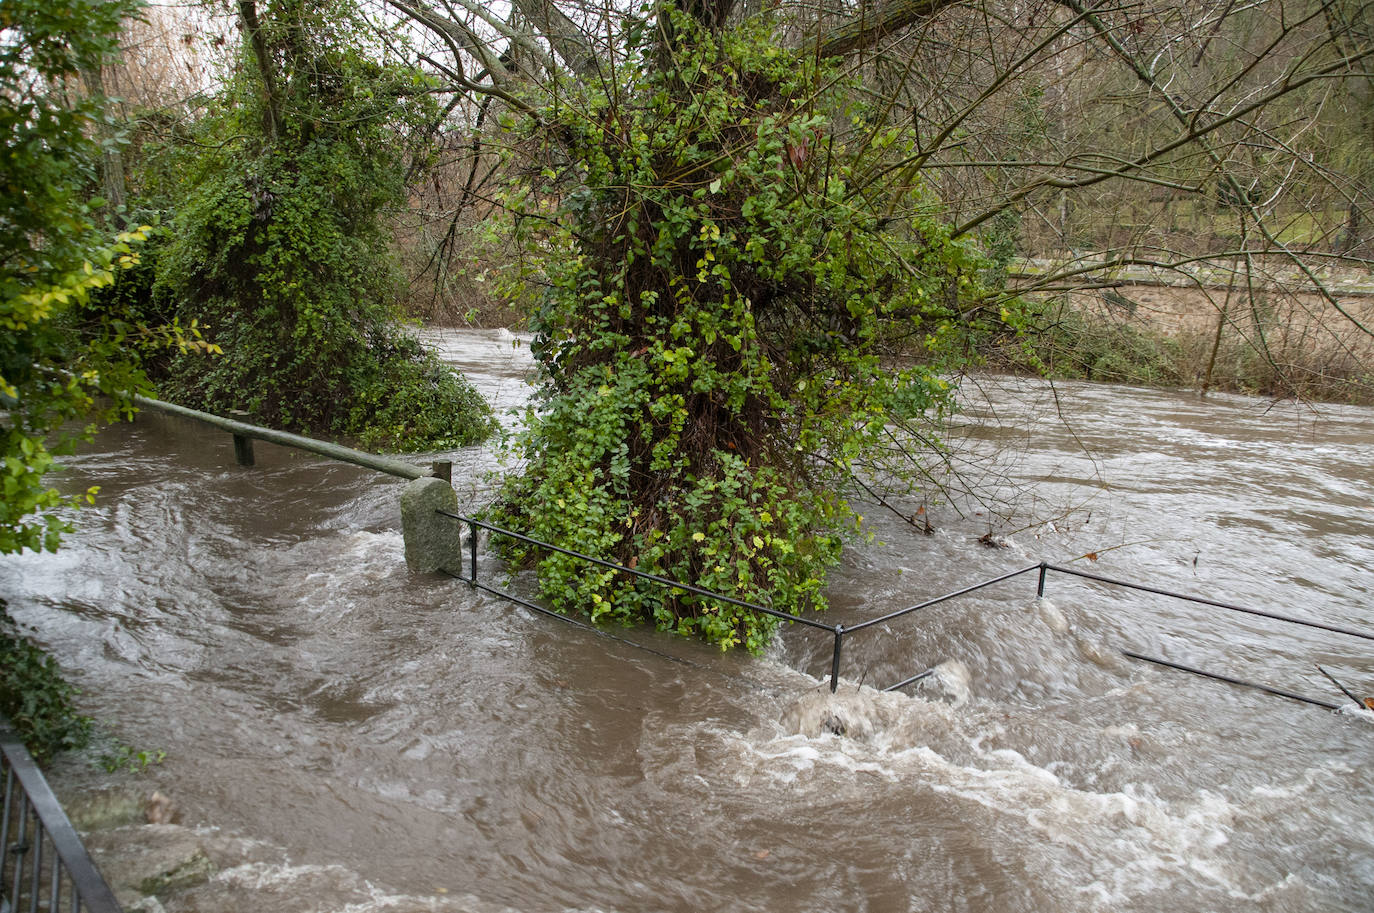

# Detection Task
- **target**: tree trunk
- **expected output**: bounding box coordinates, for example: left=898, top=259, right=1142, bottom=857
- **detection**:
left=79, top=63, right=127, bottom=219
left=238, top=0, right=282, bottom=143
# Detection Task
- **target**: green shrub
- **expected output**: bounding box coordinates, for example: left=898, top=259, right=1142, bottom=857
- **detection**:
left=489, top=9, right=990, bottom=651
left=141, top=0, right=494, bottom=451
left=0, top=601, right=91, bottom=763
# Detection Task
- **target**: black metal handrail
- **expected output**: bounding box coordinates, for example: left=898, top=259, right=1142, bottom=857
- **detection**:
left=0, top=724, right=123, bottom=913
left=439, top=512, right=839, bottom=632
left=845, top=564, right=1044, bottom=633
left=1039, top=563, right=1374, bottom=643
left=439, top=508, right=1373, bottom=708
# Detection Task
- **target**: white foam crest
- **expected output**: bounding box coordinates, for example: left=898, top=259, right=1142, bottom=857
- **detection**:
left=1334, top=703, right=1374, bottom=724
left=214, top=860, right=363, bottom=891
left=264, top=530, right=404, bottom=616
left=930, top=659, right=972, bottom=706
left=214, top=861, right=522, bottom=913
left=334, top=883, right=519, bottom=913
left=910, top=749, right=1253, bottom=903
left=1036, top=597, right=1070, bottom=634
left=722, top=686, right=1272, bottom=905
left=1248, top=763, right=1355, bottom=800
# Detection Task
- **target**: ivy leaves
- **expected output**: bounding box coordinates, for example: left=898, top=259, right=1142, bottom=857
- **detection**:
left=148, top=0, right=494, bottom=451
left=490, top=7, right=986, bottom=651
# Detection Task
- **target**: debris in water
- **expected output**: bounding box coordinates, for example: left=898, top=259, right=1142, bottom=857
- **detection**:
left=1316, top=663, right=1367, bottom=710
left=145, top=791, right=179, bottom=825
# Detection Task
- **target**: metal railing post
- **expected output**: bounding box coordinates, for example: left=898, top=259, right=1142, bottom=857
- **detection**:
left=0, top=769, right=12, bottom=900
left=232, top=433, right=255, bottom=466
left=468, top=519, right=478, bottom=586
left=829, top=625, right=845, bottom=693
left=1037, top=562, right=1048, bottom=598
left=9, top=798, right=27, bottom=911
left=32, top=816, right=45, bottom=912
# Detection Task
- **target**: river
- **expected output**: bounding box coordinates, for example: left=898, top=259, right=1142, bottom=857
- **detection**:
left=1, top=328, right=1371, bottom=912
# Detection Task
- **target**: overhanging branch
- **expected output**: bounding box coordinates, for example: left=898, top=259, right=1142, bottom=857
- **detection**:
left=816, top=0, right=965, bottom=59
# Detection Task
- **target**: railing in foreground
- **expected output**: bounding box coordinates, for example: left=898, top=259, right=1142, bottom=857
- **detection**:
left=439, top=510, right=1374, bottom=710
left=0, top=724, right=122, bottom=913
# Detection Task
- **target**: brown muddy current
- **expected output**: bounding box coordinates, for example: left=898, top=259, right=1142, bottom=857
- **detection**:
left=2, top=329, right=1371, bottom=912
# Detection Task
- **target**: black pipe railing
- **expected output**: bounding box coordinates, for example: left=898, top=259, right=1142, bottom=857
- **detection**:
left=438, top=510, right=1373, bottom=708
left=1120, top=651, right=1343, bottom=710
left=0, top=724, right=123, bottom=913
left=845, top=564, right=1045, bottom=633
left=441, top=512, right=838, bottom=632
left=1041, top=563, right=1374, bottom=643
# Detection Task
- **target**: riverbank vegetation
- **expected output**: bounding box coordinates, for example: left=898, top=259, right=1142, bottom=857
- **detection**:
left=5, top=0, right=1372, bottom=655
left=0, top=599, right=93, bottom=762
left=121, top=0, right=495, bottom=450
left=986, top=292, right=1374, bottom=404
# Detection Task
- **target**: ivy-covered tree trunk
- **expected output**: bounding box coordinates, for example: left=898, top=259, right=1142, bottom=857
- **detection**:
left=490, top=3, right=990, bottom=650
left=148, top=0, right=493, bottom=451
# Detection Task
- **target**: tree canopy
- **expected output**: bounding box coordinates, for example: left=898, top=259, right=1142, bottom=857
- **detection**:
left=0, top=0, right=165, bottom=554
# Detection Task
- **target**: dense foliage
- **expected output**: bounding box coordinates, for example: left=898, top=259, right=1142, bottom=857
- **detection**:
left=0, top=0, right=163, bottom=555
left=0, top=600, right=92, bottom=762
left=147, top=0, right=493, bottom=450
left=0, top=0, right=158, bottom=761
left=491, top=11, right=995, bottom=651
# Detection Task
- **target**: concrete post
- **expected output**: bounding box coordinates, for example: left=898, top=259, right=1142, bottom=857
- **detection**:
left=400, top=476, right=464, bottom=574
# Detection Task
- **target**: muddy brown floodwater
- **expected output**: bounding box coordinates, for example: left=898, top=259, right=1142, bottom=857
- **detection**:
left=2, top=328, right=1372, bottom=912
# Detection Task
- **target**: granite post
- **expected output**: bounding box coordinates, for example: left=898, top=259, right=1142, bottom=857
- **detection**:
left=400, top=476, right=463, bottom=574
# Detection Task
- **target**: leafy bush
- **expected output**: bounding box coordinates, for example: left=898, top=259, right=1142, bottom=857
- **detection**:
left=0, top=601, right=92, bottom=763
left=490, top=10, right=991, bottom=651
left=0, top=0, right=211, bottom=553
left=145, top=0, right=493, bottom=451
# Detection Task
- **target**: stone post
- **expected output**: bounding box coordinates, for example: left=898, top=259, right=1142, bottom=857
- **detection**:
left=400, top=476, right=464, bottom=574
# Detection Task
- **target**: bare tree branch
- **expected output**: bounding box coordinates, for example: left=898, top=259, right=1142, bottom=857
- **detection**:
left=816, top=0, right=966, bottom=59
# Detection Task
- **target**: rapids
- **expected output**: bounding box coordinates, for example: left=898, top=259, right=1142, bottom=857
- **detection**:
left=1, top=328, right=1370, bottom=912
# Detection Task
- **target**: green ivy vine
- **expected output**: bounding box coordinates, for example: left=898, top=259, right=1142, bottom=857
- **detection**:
left=489, top=9, right=996, bottom=651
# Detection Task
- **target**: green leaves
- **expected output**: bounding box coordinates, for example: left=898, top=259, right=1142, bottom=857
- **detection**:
left=147, top=0, right=494, bottom=451
left=490, top=5, right=984, bottom=651
left=0, top=600, right=93, bottom=763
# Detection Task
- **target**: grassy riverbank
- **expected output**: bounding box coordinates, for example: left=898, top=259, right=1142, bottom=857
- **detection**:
left=993, top=290, right=1374, bottom=405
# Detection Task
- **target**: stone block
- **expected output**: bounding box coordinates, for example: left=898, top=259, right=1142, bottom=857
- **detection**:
left=400, top=476, right=464, bottom=574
